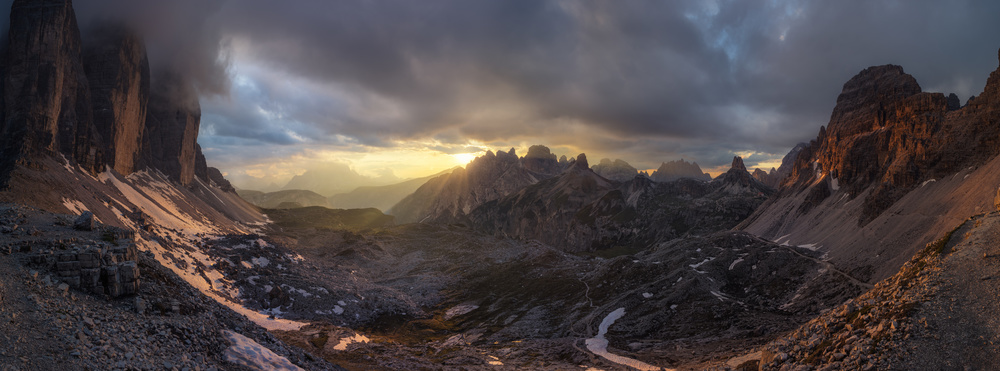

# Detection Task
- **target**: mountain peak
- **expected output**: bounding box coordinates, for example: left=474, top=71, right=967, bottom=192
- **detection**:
left=731, top=156, right=746, bottom=172
left=574, top=153, right=589, bottom=169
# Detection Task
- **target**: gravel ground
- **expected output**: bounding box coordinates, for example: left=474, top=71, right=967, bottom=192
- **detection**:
left=0, top=204, right=340, bottom=371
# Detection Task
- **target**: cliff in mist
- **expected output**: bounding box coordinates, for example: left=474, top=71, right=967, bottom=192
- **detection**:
left=0, top=0, right=228, bottom=189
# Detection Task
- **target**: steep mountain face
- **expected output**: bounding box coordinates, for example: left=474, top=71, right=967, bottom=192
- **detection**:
left=2, top=0, right=97, bottom=173
left=781, top=64, right=985, bottom=222
left=521, top=144, right=563, bottom=176
left=470, top=155, right=618, bottom=251
left=0, top=0, right=228, bottom=190
left=469, top=155, right=771, bottom=252
left=650, top=159, right=712, bottom=182
left=591, top=158, right=639, bottom=181
left=776, top=142, right=808, bottom=183
left=138, top=71, right=201, bottom=185
left=390, top=149, right=542, bottom=223
left=753, top=142, right=808, bottom=188
left=82, top=23, right=150, bottom=175
left=714, top=156, right=774, bottom=195
left=742, top=51, right=1000, bottom=282
left=752, top=167, right=777, bottom=186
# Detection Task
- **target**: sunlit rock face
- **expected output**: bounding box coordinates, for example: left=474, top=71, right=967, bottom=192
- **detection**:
left=391, top=148, right=542, bottom=223
left=0, top=0, right=225, bottom=190
left=782, top=55, right=1000, bottom=223
left=83, top=23, right=150, bottom=175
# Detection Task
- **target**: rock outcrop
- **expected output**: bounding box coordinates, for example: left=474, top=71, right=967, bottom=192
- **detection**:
left=83, top=23, right=150, bottom=175
left=591, top=158, right=639, bottom=182
left=469, top=154, right=772, bottom=252
left=521, top=144, right=562, bottom=176
left=0, top=0, right=235, bottom=191
left=650, top=159, right=712, bottom=182
left=777, top=60, right=1000, bottom=224
left=752, top=167, right=777, bottom=187
left=390, top=149, right=541, bottom=223
left=715, top=156, right=773, bottom=195
left=139, top=71, right=201, bottom=185
left=2, top=0, right=98, bottom=173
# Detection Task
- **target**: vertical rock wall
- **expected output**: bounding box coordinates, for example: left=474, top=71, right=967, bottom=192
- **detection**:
left=83, top=24, right=150, bottom=175
left=2, top=0, right=98, bottom=171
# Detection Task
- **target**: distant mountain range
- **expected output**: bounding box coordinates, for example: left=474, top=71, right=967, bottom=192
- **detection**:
left=327, top=167, right=458, bottom=211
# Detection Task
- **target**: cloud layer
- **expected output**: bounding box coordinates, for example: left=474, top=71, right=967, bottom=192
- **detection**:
left=4, top=0, right=1000, bottom=182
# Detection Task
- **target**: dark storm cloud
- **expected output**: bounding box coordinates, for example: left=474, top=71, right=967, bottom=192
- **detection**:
left=4, top=0, right=1000, bottom=172
left=206, top=0, right=1000, bottom=169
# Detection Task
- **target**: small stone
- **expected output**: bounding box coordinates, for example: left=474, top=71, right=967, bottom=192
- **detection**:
left=57, top=283, right=70, bottom=294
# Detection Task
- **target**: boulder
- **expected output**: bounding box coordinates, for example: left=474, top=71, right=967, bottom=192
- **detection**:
left=73, top=211, right=95, bottom=231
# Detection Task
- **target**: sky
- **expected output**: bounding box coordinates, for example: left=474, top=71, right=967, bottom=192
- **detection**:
left=7, top=0, right=1000, bottom=189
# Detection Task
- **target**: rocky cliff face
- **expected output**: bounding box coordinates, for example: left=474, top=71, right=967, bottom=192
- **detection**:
left=2, top=0, right=97, bottom=173
left=138, top=71, right=201, bottom=185
left=650, top=159, right=711, bottom=182
left=752, top=167, right=777, bottom=187
left=83, top=24, right=149, bottom=175
left=521, top=144, right=563, bottom=177
left=780, top=58, right=1000, bottom=224
left=715, top=156, right=773, bottom=195
left=591, top=158, right=639, bottom=182
left=390, top=149, right=541, bottom=223
left=0, top=0, right=231, bottom=190
left=469, top=154, right=770, bottom=252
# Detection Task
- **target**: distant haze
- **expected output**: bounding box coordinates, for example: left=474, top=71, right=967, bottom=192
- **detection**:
left=3, top=0, right=999, bottom=183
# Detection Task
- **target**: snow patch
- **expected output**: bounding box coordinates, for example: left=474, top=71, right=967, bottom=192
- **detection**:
left=252, top=257, right=270, bottom=267
left=921, top=179, right=936, bottom=187
left=729, top=257, right=745, bottom=270
left=139, top=238, right=306, bottom=331
left=688, top=257, right=714, bottom=269
left=642, top=292, right=653, bottom=299
left=830, top=177, right=840, bottom=191
left=222, top=330, right=303, bottom=371
left=61, top=198, right=88, bottom=215
left=585, top=308, right=666, bottom=371
left=444, top=304, right=480, bottom=320
left=798, top=243, right=820, bottom=251
left=332, top=332, right=370, bottom=351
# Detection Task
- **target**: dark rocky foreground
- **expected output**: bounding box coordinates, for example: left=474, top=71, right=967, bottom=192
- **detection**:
left=0, top=204, right=339, bottom=371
